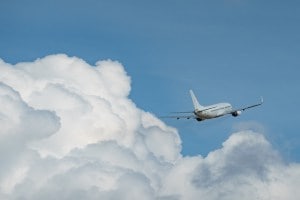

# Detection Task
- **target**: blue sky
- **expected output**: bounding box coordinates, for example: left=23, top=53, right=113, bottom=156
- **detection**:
left=1, top=0, right=300, bottom=161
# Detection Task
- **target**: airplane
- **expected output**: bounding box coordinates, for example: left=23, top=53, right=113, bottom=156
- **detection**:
left=163, top=90, right=263, bottom=122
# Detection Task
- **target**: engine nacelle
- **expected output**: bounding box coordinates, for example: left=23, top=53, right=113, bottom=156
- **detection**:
left=232, top=110, right=242, bottom=117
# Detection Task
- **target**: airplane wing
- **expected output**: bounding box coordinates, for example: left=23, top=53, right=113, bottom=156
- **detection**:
left=160, top=114, right=196, bottom=120
left=229, top=97, right=263, bottom=115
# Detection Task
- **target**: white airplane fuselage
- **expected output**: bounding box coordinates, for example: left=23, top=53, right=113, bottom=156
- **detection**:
left=194, top=103, right=232, bottom=120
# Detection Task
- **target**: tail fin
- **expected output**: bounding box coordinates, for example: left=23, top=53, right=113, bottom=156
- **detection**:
left=189, top=90, right=204, bottom=111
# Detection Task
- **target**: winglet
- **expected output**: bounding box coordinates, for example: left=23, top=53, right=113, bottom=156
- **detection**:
left=260, top=96, right=264, bottom=104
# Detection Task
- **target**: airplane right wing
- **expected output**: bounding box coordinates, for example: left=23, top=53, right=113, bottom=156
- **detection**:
left=229, top=97, right=263, bottom=116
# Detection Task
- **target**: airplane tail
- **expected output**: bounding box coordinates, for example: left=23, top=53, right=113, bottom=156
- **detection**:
left=189, top=90, right=204, bottom=111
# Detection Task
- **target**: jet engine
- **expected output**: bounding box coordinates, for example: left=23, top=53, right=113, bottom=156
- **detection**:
left=232, top=110, right=242, bottom=117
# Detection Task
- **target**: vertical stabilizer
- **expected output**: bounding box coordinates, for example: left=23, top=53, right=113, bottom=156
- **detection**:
left=189, top=90, right=204, bottom=111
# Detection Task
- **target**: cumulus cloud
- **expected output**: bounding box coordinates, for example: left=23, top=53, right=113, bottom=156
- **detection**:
left=0, top=54, right=299, bottom=200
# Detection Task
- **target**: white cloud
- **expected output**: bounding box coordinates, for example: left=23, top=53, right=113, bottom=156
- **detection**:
left=161, top=131, right=300, bottom=200
left=0, top=82, right=60, bottom=194
left=0, top=54, right=299, bottom=199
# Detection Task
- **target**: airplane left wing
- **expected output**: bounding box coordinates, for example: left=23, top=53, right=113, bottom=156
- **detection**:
left=160, top=114, right=196, bottom=120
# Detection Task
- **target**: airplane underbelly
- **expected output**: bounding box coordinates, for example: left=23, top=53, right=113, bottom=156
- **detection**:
left=199, top=110, right=225, bottom=119
left=198, top=112, right=215, bottom=119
